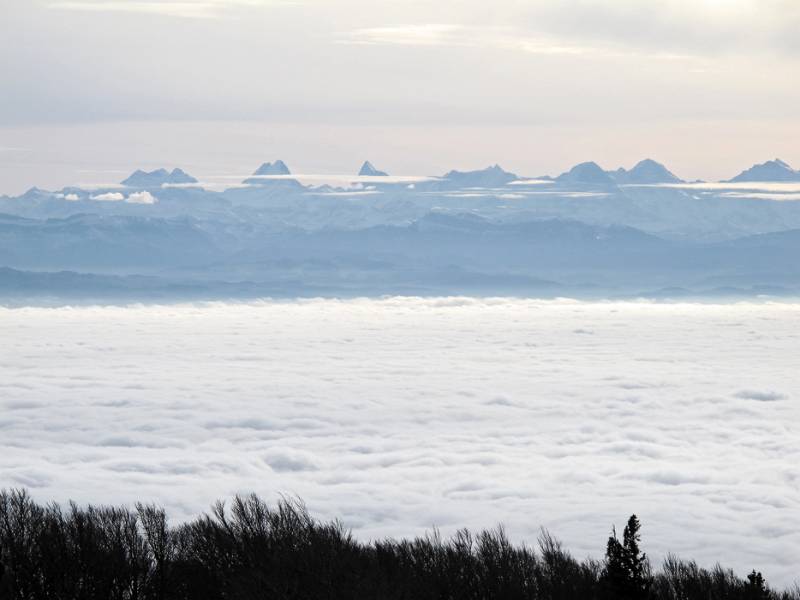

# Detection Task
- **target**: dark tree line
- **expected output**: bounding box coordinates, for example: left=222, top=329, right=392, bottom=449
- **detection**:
left=0, top=489, right=796, bottom=600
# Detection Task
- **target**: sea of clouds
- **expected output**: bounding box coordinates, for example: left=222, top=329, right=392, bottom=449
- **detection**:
left=1, top=298, right=798, bottom=585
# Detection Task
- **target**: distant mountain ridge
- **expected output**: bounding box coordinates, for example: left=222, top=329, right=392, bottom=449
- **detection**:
left=121, top=168, right=197, bottom=187
left=557, top=162, right=616, bottom=185
left=251, top=160, right=291, bottom=176
left=440, top=164, right=518, bottom=187
left=243, top=160, right=305, bottom=188
left=72, top=158, right=800, bottom=194
left=611, top=159, right=683, bottom=184
left=728, top=159, right=800, bottom=182
left=555, top=159, right=683, bottom=185
left=6, top=155, right=800, bottom=252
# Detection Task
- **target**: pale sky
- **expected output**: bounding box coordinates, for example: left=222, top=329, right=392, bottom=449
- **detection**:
left=1, top=0, right=799, bottom=194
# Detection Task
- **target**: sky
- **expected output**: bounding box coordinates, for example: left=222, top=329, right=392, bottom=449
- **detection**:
left=2, top=298, right=799, bottom=586
left=1, top=0, right=800, bottom=193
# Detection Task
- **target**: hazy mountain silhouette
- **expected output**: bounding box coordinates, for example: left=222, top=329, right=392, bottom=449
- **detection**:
left=557, top=161, right=616, bottom=185
left=728, top=159, right=800, bottom=182
left=439, top=164, right=519, bottom=187
left=5, top=154, right=800, bottom=298
left=358, top=161, right=388, bottom=176
left=243, top=160, right=305, bottom=188
left=121, top=168, right=198, bottom=187
left=611, top=159, right=683, bottom=184
left=251, top=160, right=291, bottom=176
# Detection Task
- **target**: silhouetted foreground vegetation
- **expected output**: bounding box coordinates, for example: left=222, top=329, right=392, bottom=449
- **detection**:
left=1, top=489, right=796, bottom=600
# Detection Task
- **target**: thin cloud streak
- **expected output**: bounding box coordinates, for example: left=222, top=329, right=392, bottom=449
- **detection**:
left=234, top=173, right=438, bottom=183
left=47, top=0, right=291, bottom=19
left=49, top=1, right=226, bottom=18
left=627, top=182, right=800, bottom=192
left=340, top=24, right=700, bottom=62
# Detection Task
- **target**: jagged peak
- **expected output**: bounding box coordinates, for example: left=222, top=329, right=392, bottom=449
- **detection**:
left=728, top=158, right=800, bottom=182
left=358, top=161, right=389, bottom=177
left=252, top=160, right=291, bottom=176
left=120, top=167, right=197, bottom=186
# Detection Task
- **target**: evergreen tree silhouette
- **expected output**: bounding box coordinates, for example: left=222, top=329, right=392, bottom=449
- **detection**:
left=3, top=490, right=799, bottom=600
left=600, top=514, right=650, bottom=600
left=745, top=570, right=772, bottom=600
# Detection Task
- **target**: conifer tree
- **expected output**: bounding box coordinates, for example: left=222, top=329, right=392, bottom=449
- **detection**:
left=745, top=570, right=771, bottom=600
left=600, top=514, right=650, bottom=600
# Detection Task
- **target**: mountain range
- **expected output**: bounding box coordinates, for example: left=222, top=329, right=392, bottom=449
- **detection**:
left=91, top=157, right=800, bottom=192
left=2, top=156, right=800, bottom=301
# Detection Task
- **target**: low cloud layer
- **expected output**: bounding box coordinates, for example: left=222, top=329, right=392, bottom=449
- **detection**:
left=0, top=298, right=798, bottom=585
left=90, top=191, right=125, bottom=201
left=126, top=190, right=157, bottom=204
left=86, top=190, right=157, bottom=203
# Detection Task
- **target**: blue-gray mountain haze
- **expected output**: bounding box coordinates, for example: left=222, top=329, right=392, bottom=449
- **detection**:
left=3, top=157, right=800, bottom=301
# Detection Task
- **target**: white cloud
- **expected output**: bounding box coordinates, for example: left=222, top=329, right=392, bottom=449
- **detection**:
left=509, top=179, right=554, bottom=186
left=307, top=190, right=381, bottom=197
left=0, top=298, right=798, bottom=585
left=126, top=190, right=157, bottom=204
left=54, top=192, right=80, bottom=200
left=236, top=173, right=437, bottom=184
left=338, top=1, right=800, bottom=62
left=719, top=192, right=800, bottom=201
left=629, top=182, right=800, bottom=193
left=86, top=189, right=161, bottom=204
left=341, top=23, right=703, bottom=62
left=90, top=191, right=124, bottom=201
